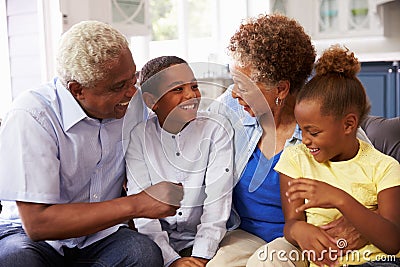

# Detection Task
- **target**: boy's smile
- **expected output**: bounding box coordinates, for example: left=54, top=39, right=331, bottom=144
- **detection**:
left=152, top=63, right=201, bottom=133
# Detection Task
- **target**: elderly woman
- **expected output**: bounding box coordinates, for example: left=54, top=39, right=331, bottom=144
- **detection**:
left=207, top=14, right=370, bottom=267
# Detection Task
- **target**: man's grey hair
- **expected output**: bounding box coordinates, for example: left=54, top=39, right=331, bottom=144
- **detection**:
left=56, top=20, right=129, bottom=88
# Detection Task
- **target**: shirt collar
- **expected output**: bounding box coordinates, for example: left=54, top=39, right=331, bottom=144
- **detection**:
left=55, top=78, right=88, bottom=131
left=292, top=123, right=302, bottom=141
left=242, top=114, right=257, bottom=126
left=284, top=123, right=302, bottom=148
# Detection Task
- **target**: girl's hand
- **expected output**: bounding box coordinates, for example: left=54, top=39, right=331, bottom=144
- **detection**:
left=286, top=178, right=347, bottom=212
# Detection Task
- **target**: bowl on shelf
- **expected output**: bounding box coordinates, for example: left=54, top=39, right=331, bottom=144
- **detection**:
left=351, top=8, right=368, bottom=16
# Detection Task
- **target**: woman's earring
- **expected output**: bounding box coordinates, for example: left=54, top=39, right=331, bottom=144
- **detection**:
left=275, top=97, right=281, bottom=106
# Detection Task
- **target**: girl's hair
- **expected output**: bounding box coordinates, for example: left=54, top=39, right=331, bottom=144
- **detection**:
left=228, top=14, right=316, bottom=93
left=56, top=20, right=129, bottom=88
left=297, top=45, right=371, bottom=124
left=139, top=56, right=187, bottom=95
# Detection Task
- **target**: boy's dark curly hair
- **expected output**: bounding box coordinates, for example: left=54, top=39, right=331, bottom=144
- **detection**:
left=139, top=56, right=187, bottom=95
left=228, top=14, right=316, bottom=94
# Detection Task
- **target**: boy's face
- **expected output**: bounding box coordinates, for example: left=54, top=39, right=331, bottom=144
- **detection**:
left=295, top=100, right=349, bottom=163
left=153, top=64, right=201, bottom=130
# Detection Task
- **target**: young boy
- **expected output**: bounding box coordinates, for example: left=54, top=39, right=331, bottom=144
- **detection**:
left=125, top=56, right=234, bottom=267
left=275, top=45, right=400, bottom=267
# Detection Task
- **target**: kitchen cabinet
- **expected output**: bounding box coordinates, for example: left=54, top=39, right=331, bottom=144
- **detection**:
left=358, top=61, right=399, bottom=118
left=268, top=0, right=400, bottom=63
left=314, top=0, right=383, bottom=39
left=270, top=0, right=393, bottom=39
left=269, top=0, right=399, bottom=118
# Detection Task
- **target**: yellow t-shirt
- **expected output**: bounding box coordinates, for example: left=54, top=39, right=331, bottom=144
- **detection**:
left=275, top=140, right=400, bottom=266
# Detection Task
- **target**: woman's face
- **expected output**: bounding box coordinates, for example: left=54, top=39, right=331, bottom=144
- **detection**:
left=230, top=64, right=275, bottom=117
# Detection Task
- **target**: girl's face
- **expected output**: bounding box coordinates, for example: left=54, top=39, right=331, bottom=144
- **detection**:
left=153, top=64, right=201, bottom=132
left=295, top=100, right=356, bottom=163
left=230, top=64, right=274, bottom=117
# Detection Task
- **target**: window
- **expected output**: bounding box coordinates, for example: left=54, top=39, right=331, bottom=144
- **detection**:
left=131, top=0, right=248, bottom=69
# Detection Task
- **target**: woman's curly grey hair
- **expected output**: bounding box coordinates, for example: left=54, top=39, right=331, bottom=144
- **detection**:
left=228, top=14, right=316, bottom=94
left=56, top=20, right=129, bottom=88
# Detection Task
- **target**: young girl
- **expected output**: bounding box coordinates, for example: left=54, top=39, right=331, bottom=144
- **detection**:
left=275, top=45, right=400, bottom=267
left=125, top=56, right=234, bottom=267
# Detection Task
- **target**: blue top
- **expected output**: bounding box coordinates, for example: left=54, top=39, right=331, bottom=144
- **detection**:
left=234, top=147, right=284, bottom=242
left=208, top=85, right=303, bottom=234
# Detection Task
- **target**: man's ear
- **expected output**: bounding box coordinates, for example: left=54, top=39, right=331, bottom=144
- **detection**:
left=142, top=92, right=158, bottom=111
left=343, top=113, right=358, bottom=134
left=68, top=81, right=85, bottom=100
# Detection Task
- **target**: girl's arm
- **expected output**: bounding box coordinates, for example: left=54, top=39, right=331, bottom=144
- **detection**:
left=287, top=179, right=400, bottom=255
left=280, top=174, right=338, bottom=266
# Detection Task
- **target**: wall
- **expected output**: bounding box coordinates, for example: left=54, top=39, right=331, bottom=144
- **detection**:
left=0, top=0, right=61, bottom=118
left=0, top=0, right=12, bottom=117
left=7, top=0, right=42, bottom=98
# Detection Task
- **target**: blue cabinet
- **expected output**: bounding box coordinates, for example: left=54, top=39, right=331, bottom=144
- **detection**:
left=358, top=61, right=399, bottom=118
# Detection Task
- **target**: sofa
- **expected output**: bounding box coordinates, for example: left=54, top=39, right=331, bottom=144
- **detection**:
left=361, top=115, right=400, bottom=162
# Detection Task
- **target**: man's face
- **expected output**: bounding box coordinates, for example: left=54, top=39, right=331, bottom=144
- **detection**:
left=76, top=48, right=138, bottom=119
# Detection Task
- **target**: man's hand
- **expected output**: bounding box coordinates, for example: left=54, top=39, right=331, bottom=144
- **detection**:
left=170, top=257, right=209, bottom=267
left=135, top=181, right=184, bottom=218
left=320, top=216, right=368, bottom=251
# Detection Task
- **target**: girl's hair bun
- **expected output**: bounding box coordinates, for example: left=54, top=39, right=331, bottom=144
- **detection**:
left=315, top=44, right=360, bottom=78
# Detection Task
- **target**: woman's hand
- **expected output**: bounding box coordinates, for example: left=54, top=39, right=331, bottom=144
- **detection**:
left=170, top=257, right=209, bottom=267
left=320, top=216, right=368, bottom=251
left=292, top=221, right=339, bottom=267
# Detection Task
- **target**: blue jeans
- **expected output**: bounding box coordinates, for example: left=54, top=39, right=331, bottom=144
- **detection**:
left=0, top=226, right=163, bottom=267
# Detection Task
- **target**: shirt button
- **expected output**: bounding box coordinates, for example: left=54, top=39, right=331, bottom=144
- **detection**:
left=225, top=168, right=230, bottom=172
left=93, top=194, right=98, bottom=199
left=178, top=212, right=182, bottom=216
left=176, top=152, right=180, bottom=156
left=172, top=135, right=175, bottom=139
